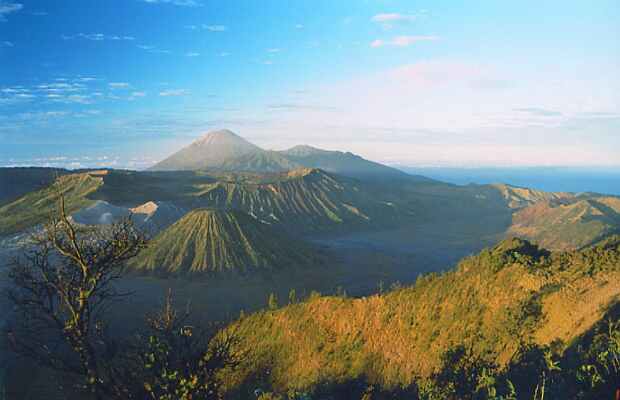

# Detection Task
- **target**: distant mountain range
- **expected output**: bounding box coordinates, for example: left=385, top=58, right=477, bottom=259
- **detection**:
left=1, top=131, right=619, bottom=276
left=149, top=129, right=417, bottom=181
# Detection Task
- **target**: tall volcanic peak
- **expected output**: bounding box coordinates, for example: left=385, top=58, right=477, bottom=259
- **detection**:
left=150, top=129, right=424, bottom=180
left=149, top=129, right=261, bottom=171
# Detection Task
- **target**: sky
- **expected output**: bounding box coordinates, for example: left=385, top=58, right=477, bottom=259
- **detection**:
left=0, top=0, right=619, bottom=169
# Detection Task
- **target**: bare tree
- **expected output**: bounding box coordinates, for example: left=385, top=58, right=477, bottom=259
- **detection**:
left=4, top=188, right=242, bottom=399
left=5, top=192, right=147, bottom=398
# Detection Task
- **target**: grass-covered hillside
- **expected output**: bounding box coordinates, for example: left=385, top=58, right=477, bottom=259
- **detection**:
left=191, top=168, right=404, bottom=232
left=0, top=172, right=103, bottom=236
left=0, top=168, right=404, bottom=237
left=0, top=167, right=69, bottom=206
left=131, top=208, right=321, bottom=275
left=509, top=197, right=620, bottom=250
left=220, top=237, right=620, bottom=397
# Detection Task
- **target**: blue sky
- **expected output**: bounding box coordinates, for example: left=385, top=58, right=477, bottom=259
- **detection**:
left=0, top=0, right=619, bottom=169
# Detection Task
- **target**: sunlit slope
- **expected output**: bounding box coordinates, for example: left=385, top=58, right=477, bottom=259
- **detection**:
left=132, top=208, right=320, bottom=275
left=0, top=167, right=69, bottom=207
left=192, top=168, right=403, bottom=232
left=0, top=168, right=407, bottom=237
left=491, top=183, right=575, bottom=209
left=221, top=237, right=620, bottom=392
left=0, top=172, right=103, bottom=236
left=508, top=197, right=620, bottom=250
left=149, top=129, right=262, bottom=171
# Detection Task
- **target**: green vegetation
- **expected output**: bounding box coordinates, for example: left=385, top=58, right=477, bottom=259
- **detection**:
left=0, top=172, right=102, bottom=235
left=509, top=197, right=620, bottom=250
left=0, top=167, right=69, bottom=206
left=217, top=237, right=620, bottom=398
left=192, top=168, right=402, bottom=232
left=131, top=208, right=321, bottom=275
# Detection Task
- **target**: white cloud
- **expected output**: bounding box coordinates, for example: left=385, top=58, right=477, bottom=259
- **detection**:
left=1, top=40, right=13, bottom=47
left=45, top=111, right=69, bottom=117
left=128, top=91, right=147, bottom=100
left=0, top=1, right=22, bottom=22
left=372, top=13, right=419, bottom=29
left=159, top=89, right=188, bottom=96
left=137, top=44, right=171, bottom=54
left=219, top=52, right=230, bottom=57
left=267, top=48, right=281, bottom=53
left=186, top=24, right=227, bottom=32
left=65, top=95, right=92, bottom=104
left=143, top=0, right=201, bottom=6
left=370, top=39, right=384, bottom=48
left=371, top=35, right=439, bottom=48
left=185, top=52, right=200, bottom=57
left=63, top=33, right=135, bottom=41
left=295, top=24, right=304, bottom=29
left=109, top=82, right=130, bottom=89
left=372, top=13, right=417, bottom=23
left=205, top=25, right=226, bottom=32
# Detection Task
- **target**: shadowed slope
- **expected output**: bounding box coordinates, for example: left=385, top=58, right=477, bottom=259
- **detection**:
left=279, top=145, right=417, bottom=181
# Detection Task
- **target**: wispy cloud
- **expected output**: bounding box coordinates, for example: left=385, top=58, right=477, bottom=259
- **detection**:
left=186, top=24, right=227, bottom=32
left=61, top=95, right=92, bottom=104
left=206, top=25, right=226, bottom=31
left=1, top=40, right=13, bottom=47
left=513, top=107, right=563, bottom=117
left=0, top=1, right=22, bottom=22
left=219, top=52, right=230, bottom=57
left=137, top=44, right=171, bottom=54
left=295, top=24, right=304, bottom=29
left=109, top=82, right=130, bottom=89
left=142, top=0, right=201, bottom=6
left=267, top=48, right=281, bottom=53
left=267, top=103, right=338, bottom=112
left=128, top=91, right=146, bottom=100
left=62, top=33, right=135, bottom=41
left=371, top=12, right=425, bottom=29
left=185, top=52, right=200, bottom=57
left=370, top=35, right=439, bottom=48
left=37, top=82, right=87, bottom=93
left=159, top=89, right=188, bottom=97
